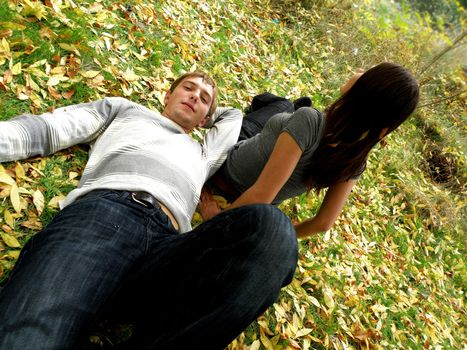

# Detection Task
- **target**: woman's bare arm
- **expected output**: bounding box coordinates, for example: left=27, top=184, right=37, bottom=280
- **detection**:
left=228, top=132, right=303, bottom=209
left=295, top=179, right=357, bottom=238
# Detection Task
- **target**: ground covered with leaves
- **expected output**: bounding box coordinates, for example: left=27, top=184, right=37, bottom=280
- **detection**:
left=0, top=0, right=465, bottom=349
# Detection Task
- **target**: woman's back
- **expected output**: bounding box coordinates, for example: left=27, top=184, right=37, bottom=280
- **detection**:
left=220, top=107, right=324, bottom=204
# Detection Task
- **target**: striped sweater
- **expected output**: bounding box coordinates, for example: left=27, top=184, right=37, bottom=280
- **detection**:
left=0, top=97, right=242, bottom=232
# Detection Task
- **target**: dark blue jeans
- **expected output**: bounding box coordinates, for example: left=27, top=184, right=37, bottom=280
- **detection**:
left=239, top=93, right=295, bottom=141
left=0, top=190, right=298, bottom=349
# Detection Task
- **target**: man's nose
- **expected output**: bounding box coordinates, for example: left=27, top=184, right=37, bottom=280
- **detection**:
left=190, top=90, right=200, bottom=101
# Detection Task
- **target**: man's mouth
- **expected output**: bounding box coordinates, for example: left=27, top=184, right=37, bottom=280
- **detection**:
left=182, top=102, right=195, bottom=112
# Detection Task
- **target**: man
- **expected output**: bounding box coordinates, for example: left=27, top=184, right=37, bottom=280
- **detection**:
left=0, top=71, right=298, bottom=349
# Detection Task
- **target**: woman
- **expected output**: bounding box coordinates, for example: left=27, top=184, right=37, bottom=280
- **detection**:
left=200, top=63, right=420, bottom=238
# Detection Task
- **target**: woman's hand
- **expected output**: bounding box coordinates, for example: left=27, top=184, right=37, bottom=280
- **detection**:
left=198, top=188, right=222, bottom=221
left=295, top=179, right=357, bottom=238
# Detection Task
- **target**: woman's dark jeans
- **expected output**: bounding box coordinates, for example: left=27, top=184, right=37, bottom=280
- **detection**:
left=239, top=93, right=295, bottom=141
left=0, top=190, right=298, bottom=349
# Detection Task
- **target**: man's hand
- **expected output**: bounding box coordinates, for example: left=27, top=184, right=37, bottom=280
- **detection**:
left=198, top=188, right=222, bottom=221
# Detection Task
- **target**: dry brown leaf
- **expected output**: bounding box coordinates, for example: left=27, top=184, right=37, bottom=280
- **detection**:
left=39, top=25, right=56, bottom=39
left=44, top=0, right=62, bottom=14
left=0, top=186, right=10, bottom=198
left=48, top=85, right=62, bottom=99
left=3, top=69, right=12, bottom=84
left=0, top=29, right=12, bottom=38
left=62, top=88, right=75, bottom=99
left=20, top=218, right=43, bottom=230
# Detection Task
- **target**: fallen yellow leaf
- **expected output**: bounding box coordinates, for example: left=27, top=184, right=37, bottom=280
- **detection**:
left=0, top=173, right=15, bottom=185
left=260, top=329, right=274, bottom=350
left=22, top=0, right=48, bottom=20
left=308, top=295, right=321, bottom=308
left=58, top=43, right=80, bottom=56
left=14, top=162, right=25, bottom=179
left=11, top=62, right=22, bottom=75
left=1, top=232, right=21, bottom=248
left=4, top=209, right=14, bottom=228
left=122, top=68, right=140, bottom=82
left=47, top=75, right=68, bottom=86
left=323, top=286, right=335, bottom=311
left=295, top=328, right=313, bottom=338
left=80, top=70, right=101, bottom=79
left=33, top=190, right=45, bottom=215
left=47, top=195, right=65, bottom=208
left=7, top=250, right=20, bottom=259
left=249, top=340, right=260, bottom=350
left=10, top=183, right=22, bottom=213
left=50, top=66, right=66, bottom=75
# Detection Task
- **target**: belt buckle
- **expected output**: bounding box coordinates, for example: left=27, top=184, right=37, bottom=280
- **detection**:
left=131, top=192, right=149, bottom=207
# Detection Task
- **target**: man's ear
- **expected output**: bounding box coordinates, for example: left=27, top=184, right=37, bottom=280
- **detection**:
left=197, top=115, right=211, bottom=128
left=163, top=90, right=171, bottom=106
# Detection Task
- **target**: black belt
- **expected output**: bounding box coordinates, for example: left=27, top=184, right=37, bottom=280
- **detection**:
left=130, top=191, right=160, bottom=208
left=130, top=191, right=180, bottom=231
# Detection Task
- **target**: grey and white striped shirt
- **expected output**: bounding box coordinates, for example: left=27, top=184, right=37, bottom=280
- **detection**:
left=0, top=97, right=242, bottom=232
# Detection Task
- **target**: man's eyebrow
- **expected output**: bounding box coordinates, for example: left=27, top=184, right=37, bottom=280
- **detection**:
left=183, top=80, right=213, bottom=100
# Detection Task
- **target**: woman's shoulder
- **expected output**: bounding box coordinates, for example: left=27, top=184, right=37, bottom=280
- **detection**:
left=292, top=106, right=323, bottom=120
left=285, top=107, right=323, bottom=132
left=279, top=107, right=323, bottom=152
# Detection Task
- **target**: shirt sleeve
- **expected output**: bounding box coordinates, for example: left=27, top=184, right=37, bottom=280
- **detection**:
left=202, top=107, right=242, bottom=178
left=0, top=97, right=129, bottom=162
left=283, top=107, right=322, bottom=152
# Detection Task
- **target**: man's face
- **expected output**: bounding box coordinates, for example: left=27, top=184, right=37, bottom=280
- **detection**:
left=162, top=77, right=214, bottom=132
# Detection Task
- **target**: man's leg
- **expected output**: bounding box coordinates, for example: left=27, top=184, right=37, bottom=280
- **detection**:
left=118, top=204, right=298, bottom=350
left=0, top=191, right=158, bottom=349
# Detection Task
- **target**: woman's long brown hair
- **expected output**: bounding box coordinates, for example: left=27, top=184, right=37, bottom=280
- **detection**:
left=306, top=62, right=420, bottom=190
